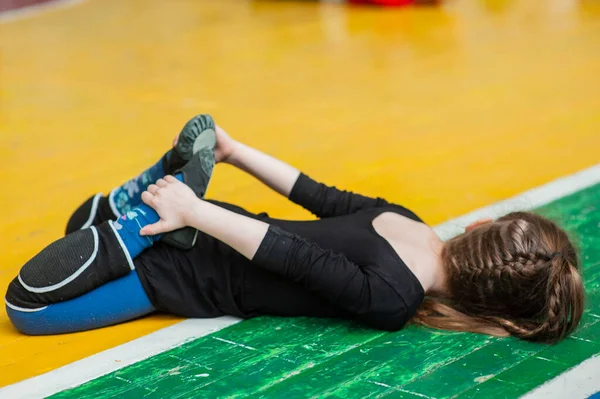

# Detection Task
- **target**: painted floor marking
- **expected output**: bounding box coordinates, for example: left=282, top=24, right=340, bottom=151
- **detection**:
left=0, top=317, right=240, bottom=399
left=434, top=163, right=600, bottom=241
left=522, top=355, right=600, bottom=399
left=0, top=0, right=88, bottom=24
left=0, top=162, right=599, bottom=399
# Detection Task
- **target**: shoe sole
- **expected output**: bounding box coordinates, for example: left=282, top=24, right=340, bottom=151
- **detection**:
left=175, top=114, right=217, bottom=163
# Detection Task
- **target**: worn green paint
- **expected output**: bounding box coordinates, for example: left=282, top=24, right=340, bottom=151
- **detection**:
left=50, top=183, right=600, bottom=399
left=452, top=378, right=528, bottom=399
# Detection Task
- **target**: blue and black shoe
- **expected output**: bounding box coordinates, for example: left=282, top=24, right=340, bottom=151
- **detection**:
left=164, top=114, right=217, bottom=179
left=65, top=115, right=217, bottom=245
left=162, top=115, right=217, bottom=250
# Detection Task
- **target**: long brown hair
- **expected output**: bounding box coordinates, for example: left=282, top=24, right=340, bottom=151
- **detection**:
left=412, top=212, right=584, bottom=343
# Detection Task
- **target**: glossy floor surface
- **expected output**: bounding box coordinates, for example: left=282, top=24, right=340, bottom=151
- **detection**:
left=1, top=0, right=599, bottom=390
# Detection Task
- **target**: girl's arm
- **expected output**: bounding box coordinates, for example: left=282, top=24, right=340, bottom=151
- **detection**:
left=225, top=139, right=301, bottom=198
left=139, top=176, right=408, bottom=330
left=140, top=175, right=268, bottom=259
left=219, top=126, right=395, bottom=219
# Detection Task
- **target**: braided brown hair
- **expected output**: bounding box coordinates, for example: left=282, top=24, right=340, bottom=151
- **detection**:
left=412, top=212, right=584, bottom=343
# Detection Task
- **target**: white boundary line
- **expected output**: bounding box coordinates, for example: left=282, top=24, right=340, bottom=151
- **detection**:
left=0, top=0, right=88, bottom=24
left=0, top=317, right=241, bottom=399
left=434, top=163, right=600, bottom=241
left=522, top=355, right=600, bottom=399
left=0, top=162, right=599, bottom=399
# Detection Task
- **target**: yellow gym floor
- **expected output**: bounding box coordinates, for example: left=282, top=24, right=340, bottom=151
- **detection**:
left=0, top=0, right=599, bottom=388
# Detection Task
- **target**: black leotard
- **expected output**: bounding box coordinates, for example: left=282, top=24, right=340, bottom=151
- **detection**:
left=134, top=174, right=426, bottom=331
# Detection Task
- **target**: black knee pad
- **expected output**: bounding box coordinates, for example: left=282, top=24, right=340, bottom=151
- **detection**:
left=5, top=223, right=132, bottom=308
left=5, top=277, right=47, bottom=311
left=65, top=194, right=117, bottom=235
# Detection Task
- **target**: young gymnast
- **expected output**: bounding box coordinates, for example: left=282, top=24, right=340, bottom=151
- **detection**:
left=4, top=115, right=584, bottom=343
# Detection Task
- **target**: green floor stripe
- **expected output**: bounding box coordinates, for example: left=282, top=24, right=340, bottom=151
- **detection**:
left=50, top=183, right=600, bottom=399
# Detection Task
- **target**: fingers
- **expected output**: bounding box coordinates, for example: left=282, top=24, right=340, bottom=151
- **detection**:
left=144, top=176, right=181, bottom=205
left=140, top=221, right=168, bottom=236
left=164, top=175, right=177, bottom=183
left=141, top=191, right=155, bottom=206
left=216, top=125, right=227, bottom=135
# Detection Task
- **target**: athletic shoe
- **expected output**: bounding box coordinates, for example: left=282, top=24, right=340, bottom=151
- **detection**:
left=162, top=116, right=217, bottom=250
left=164, top=114, right=217, bottom=175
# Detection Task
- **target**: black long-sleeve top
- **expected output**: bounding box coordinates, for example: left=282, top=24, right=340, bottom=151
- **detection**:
left=135, top=174, right=426, bottom=331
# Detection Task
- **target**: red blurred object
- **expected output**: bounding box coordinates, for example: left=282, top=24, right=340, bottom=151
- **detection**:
left=348, top=0, right=415, bottom=6
left=0, top=0, right=54, bottom=12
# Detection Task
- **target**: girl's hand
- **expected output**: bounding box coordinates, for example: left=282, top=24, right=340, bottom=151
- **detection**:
left=214, top=124, right=239, bottom=163
left=140, top=175, right=199, bottom=236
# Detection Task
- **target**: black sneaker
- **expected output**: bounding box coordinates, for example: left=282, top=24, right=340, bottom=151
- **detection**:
left=161, top=117, right=216, bottom=250
left=164, top=114, right=217, bottom=175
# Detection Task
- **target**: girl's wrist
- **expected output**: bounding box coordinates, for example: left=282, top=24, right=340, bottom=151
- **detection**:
left=184, top=197, right=206, bottom=226
left=225, top=141, right=243, bottom=166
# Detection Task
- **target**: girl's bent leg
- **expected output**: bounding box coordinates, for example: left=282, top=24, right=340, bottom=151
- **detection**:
left=5, top=271, right=154, bottom=335
left=65, top=114, right=217, bottom=235
left=65, top=151, right=170, bottom=235
left=5, top=196, right=172, bottom=335
left=5, top=223, right=133, bottom=309
left=65, top=193, right=120, bottom=235
left=4, top=215, right=165, bottom=335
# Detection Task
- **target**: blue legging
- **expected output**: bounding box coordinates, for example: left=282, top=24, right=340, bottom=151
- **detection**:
left=5, top=271, right=154, bottom=335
